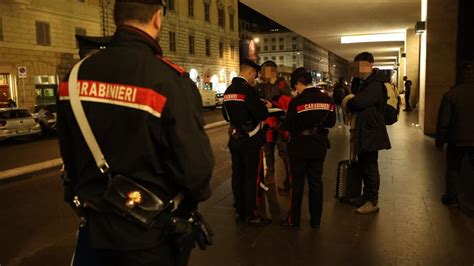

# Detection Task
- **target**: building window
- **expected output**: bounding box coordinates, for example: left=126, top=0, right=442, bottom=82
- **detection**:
left=204, top=3, right=210, bottom=22
left=230, top=44, right=235, bottom=59
left=189, top=35, right=195, bottom=54
left=279, top=37, right=284, bottom=42
left=264, top=38, right=268, bottom=43
left=188, top=0, right=194, bottom=17
left=292, top=36, right=297, bottom=41
left=36, top=21, right=51, bottom=46
left=279, top=45, right=284, bottom=50
left=271, top=56, right=276, bottom=61
left=168, top=0, right=175, bottom=11
left=205, top=38, right=211, bottom=56
left=169, top=31, right=176, bottom=52
left=264, top=46, right=268, bottom=51
left=292, top=55, right=297, bottom=59
left=271, top=38, right=275, bottom=42
left=0, top=17, right=3, bottom=41
left=229, top=13, right=234, bottom=31
left=218, top=9, right=225, bottom=28
left=219, top=42, right=224, bottom=58
left=264, top=56, right=268, bottom=60
left=75, top=27, right=87, bottom=48
left=279, top=56, right=284, bottom=60
left=256, top=46, right=260, bottom=52
left=292, top=44, right=297, bottom=49
left=271, top=45, right=276, bottom=50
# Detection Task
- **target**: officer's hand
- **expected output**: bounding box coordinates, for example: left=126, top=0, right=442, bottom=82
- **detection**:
left=265, top=101, right=273, bottom=109
left=193, top=211, right=214, bottom=250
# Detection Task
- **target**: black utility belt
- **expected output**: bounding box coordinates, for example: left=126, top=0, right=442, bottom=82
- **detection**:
left=72, top=175, right=183, bottom=229
left=293, top=128, right=325, bottom=137
left=230, top=122, right=261, bottom=139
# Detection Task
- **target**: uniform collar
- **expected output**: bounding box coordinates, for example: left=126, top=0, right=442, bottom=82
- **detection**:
left=236, top=76, right=249, bottom=83
left=109, top=26, right=163, bottom=56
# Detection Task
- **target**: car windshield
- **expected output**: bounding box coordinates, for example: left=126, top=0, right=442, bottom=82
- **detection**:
left=0, top=110, right=32, bottom=119
left=0, top=111, right=11, bottom=119
left=34, top=105, right=57, bottom=113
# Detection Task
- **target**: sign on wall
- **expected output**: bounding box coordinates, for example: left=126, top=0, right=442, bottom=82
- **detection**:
left=18, top=66, right=27, bottom=79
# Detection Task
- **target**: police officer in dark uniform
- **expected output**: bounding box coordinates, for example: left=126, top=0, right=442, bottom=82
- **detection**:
left=281, top=67, right=336, bottom=229
left=58, top=0, right=214, bottom=265
left=222, top=59, right=271, bottom=225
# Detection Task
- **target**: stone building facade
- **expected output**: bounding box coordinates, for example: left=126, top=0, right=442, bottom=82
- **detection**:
left=0, top=0, right=113, bottom=108
left=0, top=0, right=239, bottom=108
left=161, top=0, right=240, bottom=94
left=252, top=30, right=347, bottom=82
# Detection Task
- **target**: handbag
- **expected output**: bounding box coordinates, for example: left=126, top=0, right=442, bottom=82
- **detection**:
left=68, top=58, right=183, bottom=228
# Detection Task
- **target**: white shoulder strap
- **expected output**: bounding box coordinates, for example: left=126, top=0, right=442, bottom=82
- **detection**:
left=68, top=59, right=110, bottom=173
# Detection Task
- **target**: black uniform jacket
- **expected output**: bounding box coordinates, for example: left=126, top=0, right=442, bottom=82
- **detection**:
left=57, top=26, right=214, bottom=249
left=222, top=77, right=269, bottom=149
left=348, top=71, right=391, bottom=153
left=436, top=82, right=474, bottom=147
left=283, top=87, right=336, bottom=158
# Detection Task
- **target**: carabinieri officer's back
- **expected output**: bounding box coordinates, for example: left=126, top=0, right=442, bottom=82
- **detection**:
left=281, top=67, right=336, bottom=230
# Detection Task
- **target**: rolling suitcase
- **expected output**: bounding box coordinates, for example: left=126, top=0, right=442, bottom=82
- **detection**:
left=335, top=160, right=362, bottom=203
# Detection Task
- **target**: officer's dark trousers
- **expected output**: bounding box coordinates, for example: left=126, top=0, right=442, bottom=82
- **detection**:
left=94, top=235, right=194, bottom=266
left=446, top=146, right=474, bottom=199
left=73, top=227, right=194, bottom=266
left=287, top=157, right=324, bottom=226
left=230, top=146, right=264, bottom=219
left=358, top=151, right=380, bottom=203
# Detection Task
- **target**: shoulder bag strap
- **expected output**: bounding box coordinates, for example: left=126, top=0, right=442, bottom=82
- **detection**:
left=68, top=58, right=110, bottom=174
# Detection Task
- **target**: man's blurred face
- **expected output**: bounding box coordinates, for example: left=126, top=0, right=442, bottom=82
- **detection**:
left=349, top=61, right=373, bottom=79
left=262, top=66, right=277, bottom=82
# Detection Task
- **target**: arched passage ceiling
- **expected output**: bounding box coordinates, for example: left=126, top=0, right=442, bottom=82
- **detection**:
left=241, top=0, right=420, bottom=65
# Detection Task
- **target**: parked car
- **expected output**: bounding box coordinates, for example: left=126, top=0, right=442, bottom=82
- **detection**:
left=0, top=108, right=42, bottom=141
left=33, top=104, right=57, bottom=135
left=215, top=93, right=224, bottom=106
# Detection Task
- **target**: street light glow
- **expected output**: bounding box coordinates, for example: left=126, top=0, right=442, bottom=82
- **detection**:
left=341, top=32, right=406, bottom=44
left=253, top=38, right=260, bottom=43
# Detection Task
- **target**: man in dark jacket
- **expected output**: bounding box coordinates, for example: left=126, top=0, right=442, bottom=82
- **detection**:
left=255, top=61, right=292, bottom=191
left=435, top=63, right=474, bottom=207
left=403, top=76, right=412, bottom=112
left=58, top=0, right=214, bottom=264
left=347, top=52, right=391, bottom=214
left=223, top=59, right=271, bottom=225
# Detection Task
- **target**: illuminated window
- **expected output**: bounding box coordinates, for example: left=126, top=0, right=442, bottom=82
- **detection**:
left=189, top=35, right=195, bottom=54
left=169, top=31, right=176, bottom=52
left=206, top=38, right=211, bottom=56
left=218, top=9, right=225, bottom=27
left=204, top=3, right=210, bottom=22
left=36, top=21, right=51, bottom=46
left=219, top=42, right=224, bottom=58
left=188, top=0, right=194, bottom=17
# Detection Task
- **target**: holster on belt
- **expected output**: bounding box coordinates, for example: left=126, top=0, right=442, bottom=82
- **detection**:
left=229, top=121, right=255, bottom=140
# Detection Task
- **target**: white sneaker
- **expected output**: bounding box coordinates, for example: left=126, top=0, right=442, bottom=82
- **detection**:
left=356, top=201, right=380, bottom=214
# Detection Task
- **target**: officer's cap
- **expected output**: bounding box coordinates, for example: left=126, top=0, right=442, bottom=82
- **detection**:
left=76, top=35, right=112, bottom=50
left=241, top=58, right=260, bottom=73
left=290, top=67, right=312, bottom=89
left=115, top=0, right=166, bottom=5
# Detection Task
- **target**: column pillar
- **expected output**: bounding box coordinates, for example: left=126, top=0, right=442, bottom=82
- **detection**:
left=419, top=0, right=459, bottom=135
left=405, top=28, right=420, bottom=108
